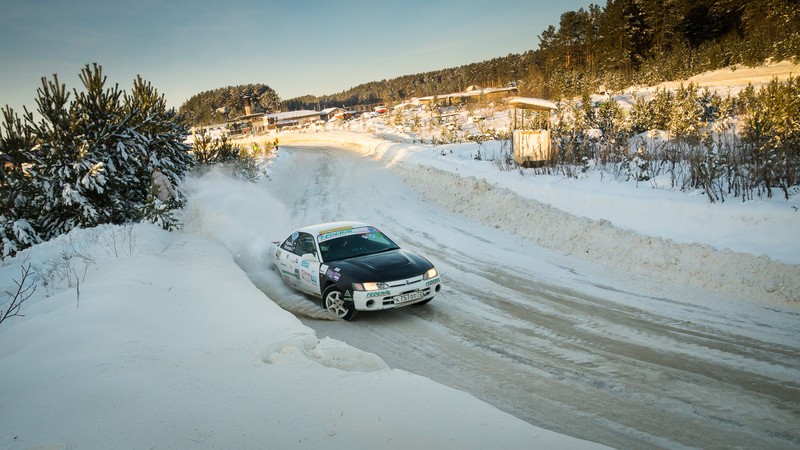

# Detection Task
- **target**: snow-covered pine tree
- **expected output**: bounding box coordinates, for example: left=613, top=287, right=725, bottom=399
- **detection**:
left=124, top=75, right=194, bottom=214
left=124, top=76, right=194, bottom=229
left=71, top=63, right=140, bottom=226
left=0, top=106, right=41, bottom=257
left=1, top=64, right=196, bottom=254
left=24, top=73, right=91, bottom=239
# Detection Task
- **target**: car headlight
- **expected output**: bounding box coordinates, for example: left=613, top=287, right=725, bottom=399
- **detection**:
left=423, top=267, right=438, bottom=280
left=353, top=281, right=390, bottom=291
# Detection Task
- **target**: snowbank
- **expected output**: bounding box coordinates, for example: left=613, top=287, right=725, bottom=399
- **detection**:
left=627, top=60, right=800, bottom=99
left=0, top=183, right=606, bottom=449
left=274, top=131, right=800, bottom=303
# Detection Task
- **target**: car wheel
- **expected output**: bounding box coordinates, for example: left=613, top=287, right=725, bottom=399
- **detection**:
left=323, top=285, right=358, bottom=321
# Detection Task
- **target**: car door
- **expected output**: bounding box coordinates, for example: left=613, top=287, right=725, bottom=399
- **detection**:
left=295, top=233, right=322, bottom=296
left=277, top=231, right=302, bottom=289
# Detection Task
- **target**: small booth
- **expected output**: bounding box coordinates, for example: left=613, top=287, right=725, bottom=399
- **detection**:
left=509, top=97, right=558, bottom=166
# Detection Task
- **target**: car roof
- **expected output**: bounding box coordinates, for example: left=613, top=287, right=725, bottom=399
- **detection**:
left=296, top=221, right=371, bottom=236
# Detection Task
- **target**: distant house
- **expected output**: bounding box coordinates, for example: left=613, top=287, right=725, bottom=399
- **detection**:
left=263, top=110, right=321, bottom=129
left=349, top=102, right=382, bottom=113
left=229, top=96, right=267, bottom=135
left=319, top=107, right=346, bottom=121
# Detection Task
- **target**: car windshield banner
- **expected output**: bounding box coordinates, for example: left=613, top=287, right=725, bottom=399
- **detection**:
left=318, top=226, right=376, bottom=242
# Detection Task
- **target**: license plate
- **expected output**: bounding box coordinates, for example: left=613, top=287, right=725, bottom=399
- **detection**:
left=396, top=291, right=424, bottom=303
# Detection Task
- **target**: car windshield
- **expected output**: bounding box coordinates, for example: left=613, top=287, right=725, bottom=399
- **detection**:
left=318, top=227, right=399, bottom=261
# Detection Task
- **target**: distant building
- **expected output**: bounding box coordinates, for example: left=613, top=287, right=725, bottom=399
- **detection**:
left=319, top=107, right=346, bottom=121
left=263, top=110, right=321, bottom=129
left=418, top=85, right=519, bottom=106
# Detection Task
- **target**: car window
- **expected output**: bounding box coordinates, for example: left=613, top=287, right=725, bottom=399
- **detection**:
left=296, top=233, right=317, bottom=257
left=318, top=229, right=399, bottom=261
left=280, top=232, right=318, bottom=257
left=280, top=231, right=299, bottom=252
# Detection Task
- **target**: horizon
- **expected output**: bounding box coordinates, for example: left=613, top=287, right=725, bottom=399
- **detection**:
left=0, top=0, right=595, bottom=114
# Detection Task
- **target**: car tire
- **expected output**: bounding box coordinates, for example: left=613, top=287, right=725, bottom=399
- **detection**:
left=323, top=285, right=358, bottom=321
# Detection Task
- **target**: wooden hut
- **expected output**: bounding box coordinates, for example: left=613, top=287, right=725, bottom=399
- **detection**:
left=509, top=97, right=558, bottom=166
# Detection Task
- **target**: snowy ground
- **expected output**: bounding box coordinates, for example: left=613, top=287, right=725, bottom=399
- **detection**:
left=2, top=132, right=798, bottom=448
left=2, top=63, right=799, bottom=449
left=0, top=223, right=604, bottom=449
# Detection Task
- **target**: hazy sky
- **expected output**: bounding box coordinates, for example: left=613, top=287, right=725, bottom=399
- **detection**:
left=1, top=0, right=596, bottom=113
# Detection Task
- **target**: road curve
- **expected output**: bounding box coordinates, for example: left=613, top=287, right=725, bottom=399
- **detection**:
left=260, top=144, right=800, bottom=449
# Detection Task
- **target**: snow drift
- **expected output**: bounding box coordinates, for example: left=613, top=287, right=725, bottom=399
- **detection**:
left=276, top=131, right=800, bottom=304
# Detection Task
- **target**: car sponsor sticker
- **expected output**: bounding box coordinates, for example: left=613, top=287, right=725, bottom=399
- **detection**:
left=325, top=269, right=341, bottom=281
left=425, top=277, right=441, bottom=286
left=317, top=225, right=353, bottom=235
left=320, top=264, right=328, bottom=274
left=301, top=260, right=310, bottom=268
left=318, top=226, right=373, bottom=242
left=366, top=290, right=391, bottom=298
left=280, top=269, right=298, bottom=279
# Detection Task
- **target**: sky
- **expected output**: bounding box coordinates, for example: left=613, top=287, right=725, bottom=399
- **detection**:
left=0, top=0, right=596, bottom=114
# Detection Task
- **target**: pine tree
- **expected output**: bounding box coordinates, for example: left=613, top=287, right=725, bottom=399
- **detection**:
left=124, top=75, right=194, bottom=211
left=71, top=63, right=136, bottom=226
left=25, top=73, right=88, bottom=238
left=0, top=106, right=41, bottom=256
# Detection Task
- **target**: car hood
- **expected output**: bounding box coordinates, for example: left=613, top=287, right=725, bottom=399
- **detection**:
left=332, top=249, right=433, bottom=282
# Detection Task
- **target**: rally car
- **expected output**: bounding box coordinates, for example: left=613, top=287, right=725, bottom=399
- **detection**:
left=271, top=221, right=442, bottom=321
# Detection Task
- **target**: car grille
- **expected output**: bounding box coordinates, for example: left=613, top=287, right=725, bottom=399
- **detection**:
left=385, top=275, right=423, bottom=288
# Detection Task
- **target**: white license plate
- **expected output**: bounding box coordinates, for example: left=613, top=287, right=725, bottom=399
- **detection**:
left=396, top=291, right=424, bottom=303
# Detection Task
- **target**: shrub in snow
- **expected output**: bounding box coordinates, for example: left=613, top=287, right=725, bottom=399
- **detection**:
left=190, top=132, right=265, bottom=181
left=543, top=77, right=799, bottom=202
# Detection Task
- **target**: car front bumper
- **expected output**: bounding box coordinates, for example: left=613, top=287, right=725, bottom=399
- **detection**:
left=352, top=275, right=442, bottom=311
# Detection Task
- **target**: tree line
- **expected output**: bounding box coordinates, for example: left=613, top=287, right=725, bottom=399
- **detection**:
left=179, top=84, right=280, bottom=126
left=281, top=0, right=799, bottom=110
left=178, top=0, right=798, bottom=122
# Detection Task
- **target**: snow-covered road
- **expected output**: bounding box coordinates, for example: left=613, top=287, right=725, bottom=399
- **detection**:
left=255, top=144, right=799, bottom=449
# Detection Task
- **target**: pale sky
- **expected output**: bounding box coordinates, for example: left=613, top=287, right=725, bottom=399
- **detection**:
left=0, top=0, right=596, bottom=114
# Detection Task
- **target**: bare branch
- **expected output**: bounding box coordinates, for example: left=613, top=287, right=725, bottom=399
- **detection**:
left=0, top=263, right=37, bottom=325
